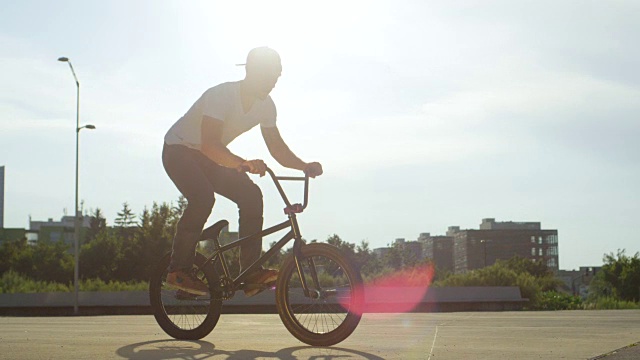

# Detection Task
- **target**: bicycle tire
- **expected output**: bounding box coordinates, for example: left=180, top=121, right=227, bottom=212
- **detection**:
left=149, top=252, right=222, bottom=340
left=276, top=243, right=364, bottom=346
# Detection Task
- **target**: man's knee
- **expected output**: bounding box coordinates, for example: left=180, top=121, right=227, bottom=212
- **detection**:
left=180, top=193, right=215, bottom=228
left=238, top=183, right=263, bottom=214
left=193, top=192, right=216, bottom=212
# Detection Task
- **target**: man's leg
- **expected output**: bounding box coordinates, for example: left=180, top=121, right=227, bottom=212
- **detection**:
left=191, top=151, right=277, bottom=296
left=162, top=144, right=216, bottom=273
left=236, top=183, right=264, bottom=272
left=195, top=158, right=264, bottom=272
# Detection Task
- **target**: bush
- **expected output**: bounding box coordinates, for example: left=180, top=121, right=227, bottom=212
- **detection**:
left=435, top=266, right=541, bottom=306
left=431, top=257, right=571, bottom=308
left=583, top=296, right=640, bottom=310
left=0, top=239, right=73, bottom=283
left=364, top=264, right=435, bottom=287
left=600, top=250, right=640, bottom=302
left=0, top=270, right=70, bottom=293
left=79, top=278, right=148, bottom=292
left=534, top=291, right=582, bottom=310
left=0, top=271, right=147, bottom=293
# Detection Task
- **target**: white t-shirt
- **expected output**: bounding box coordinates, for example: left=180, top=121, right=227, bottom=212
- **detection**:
left=164, top=81, right=277, bottom=149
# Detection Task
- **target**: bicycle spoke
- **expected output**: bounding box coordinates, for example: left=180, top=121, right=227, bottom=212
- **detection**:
left=285, top=253, right=357, bottom=335
left=159, top=267, right=213, bottom=331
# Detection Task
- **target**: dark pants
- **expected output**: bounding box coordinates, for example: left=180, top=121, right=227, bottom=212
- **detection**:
left=162, top=143, right=263, bottom=272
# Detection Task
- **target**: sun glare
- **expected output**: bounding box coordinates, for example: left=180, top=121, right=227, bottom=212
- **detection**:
left=344, top=263, right=436, bottom=315
left=196, top=1, right=387, bottom=64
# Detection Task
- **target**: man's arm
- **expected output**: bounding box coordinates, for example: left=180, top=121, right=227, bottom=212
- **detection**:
left=261, top=126, right=323, bottom=177
left=201, top=116, right=266, bottom=175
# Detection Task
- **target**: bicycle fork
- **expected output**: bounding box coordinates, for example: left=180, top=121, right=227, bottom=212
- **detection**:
left=291, top=214, right=322, bottom=300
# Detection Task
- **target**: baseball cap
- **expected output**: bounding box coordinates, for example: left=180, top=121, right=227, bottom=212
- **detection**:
left=237, top=47, right=282, bottom=73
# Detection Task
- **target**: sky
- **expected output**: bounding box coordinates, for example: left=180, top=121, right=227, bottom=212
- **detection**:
left=1, top=0, right=639, bottom=271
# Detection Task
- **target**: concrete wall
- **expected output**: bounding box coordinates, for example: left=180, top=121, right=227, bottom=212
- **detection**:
left=0, top=165, right=4, bottom=228
left=0, top=286, right=528, bottom=316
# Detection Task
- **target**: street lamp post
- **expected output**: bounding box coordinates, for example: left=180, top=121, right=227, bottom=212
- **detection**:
left=480, top=239, right=488, bottom=267
left=58, top=57, right=95, bottom=315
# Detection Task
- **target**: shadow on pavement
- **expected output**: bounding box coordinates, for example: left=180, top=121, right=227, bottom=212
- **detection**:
left=116, top=340, right=385, bottom=360
left=590, top=342, right=640, bottom=360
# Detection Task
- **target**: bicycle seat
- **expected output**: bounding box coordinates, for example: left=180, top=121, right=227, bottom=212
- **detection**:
left=200, top=220, right=229, bottom=241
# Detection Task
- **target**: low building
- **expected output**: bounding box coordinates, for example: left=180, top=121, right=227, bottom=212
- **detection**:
left=29, top=214, right=91, bottom=246
left=394, top=238, right=423, bottom=261
left=419, top=233, right=454, bottom=273
left=557, top=267, right=601, bottom=298
left=373, top=247, right=391, bottom=259
left=452, top=218, right=559, bottom=274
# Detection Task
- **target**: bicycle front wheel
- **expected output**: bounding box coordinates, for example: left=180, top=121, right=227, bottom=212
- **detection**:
left=149, top=252, right=222, bottom=340
left=276, top=243, right=364, bottom=346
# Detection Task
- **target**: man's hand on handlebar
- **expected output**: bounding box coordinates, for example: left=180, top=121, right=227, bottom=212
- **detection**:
left=304, top=162, right=323, bottom=178
left=238, top=159, right=267, bottom=177
left=238, top=160, right=322, bottom=179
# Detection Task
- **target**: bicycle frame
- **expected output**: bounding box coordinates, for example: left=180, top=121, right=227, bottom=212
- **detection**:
left=202, top=167, right=316, bottom=296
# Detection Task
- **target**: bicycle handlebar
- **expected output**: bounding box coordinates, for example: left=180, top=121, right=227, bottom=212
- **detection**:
left=265, top=167, right=309, bottom=214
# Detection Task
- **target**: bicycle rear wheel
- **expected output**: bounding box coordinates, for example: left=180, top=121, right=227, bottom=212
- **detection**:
left=149, top=252, right=222, bottom=340
left=276, top=243, right=364, bottom=346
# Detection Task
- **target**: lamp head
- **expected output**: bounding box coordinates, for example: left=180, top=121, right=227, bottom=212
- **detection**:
left=58, top=57, right=69, bottom=62
left=85, top=125, right=96, bottom=130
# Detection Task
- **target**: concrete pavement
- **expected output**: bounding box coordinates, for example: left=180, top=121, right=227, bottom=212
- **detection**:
left=590, top=342, right=640, bottom=360
left=1, top=310, right=639, bottom=359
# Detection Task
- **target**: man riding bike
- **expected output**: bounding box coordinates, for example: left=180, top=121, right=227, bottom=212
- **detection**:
left=162, top=47, right=322, bottom=297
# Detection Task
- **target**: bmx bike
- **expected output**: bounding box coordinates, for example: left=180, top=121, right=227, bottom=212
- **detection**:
left=149, top=167, right=363, bottom=346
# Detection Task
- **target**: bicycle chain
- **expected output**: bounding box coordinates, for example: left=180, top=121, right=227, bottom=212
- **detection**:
left=217, top=276, right=235, bottom=300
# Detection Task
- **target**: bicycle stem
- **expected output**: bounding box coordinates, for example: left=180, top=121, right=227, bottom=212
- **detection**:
left=265, top=167, right=309, bottom=212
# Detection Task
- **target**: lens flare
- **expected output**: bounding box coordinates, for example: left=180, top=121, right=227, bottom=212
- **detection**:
left=343, top=263, right=435, bottom=315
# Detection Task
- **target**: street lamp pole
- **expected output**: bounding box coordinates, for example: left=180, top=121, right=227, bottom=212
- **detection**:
left=58, top=57, right=95, bottom=315
left=480, top=240, right=488, bottom=267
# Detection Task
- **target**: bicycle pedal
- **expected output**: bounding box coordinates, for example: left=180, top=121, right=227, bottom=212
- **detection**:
left=175, top=289, right=199, bottom=300
left=242, top=281, right=276, bottom=290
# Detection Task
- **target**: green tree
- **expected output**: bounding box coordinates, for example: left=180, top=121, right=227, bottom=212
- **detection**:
left=500, top=256, right=560, bottom=291
left=0, top=238, right=73, bottom=283
left=32, top=240, right=74, bottom=282
left=134, top=202, right=177, bottom=280
left=115, top=202, right=137, bottom=228
left=86, top=208, right=107, bottom=243
left=80, top=229, right=123, bottom=281
left=170, top=196, right=188, bottom=229
left=600, top=249, right=640, bottom=302
left=79, top=199, right=183, bottom=282
left=502, top=256, right=553, bottom=278
left=354, top=240, right=383, bottom=275
left=326, top=234, right=356, bottom=257
left=0, top=238, right=32, bottom=276
left=383, top=244, right=403, bottom=270
left=435, top=263, right=542, bottom=306
left=114, top=202, right=138, bottom=244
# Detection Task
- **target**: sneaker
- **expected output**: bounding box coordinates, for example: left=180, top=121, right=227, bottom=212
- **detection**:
left=175, top=289, right=199, bottom=300
left=166, top=270, right=209, bottom=296
left=243, top=268, right=278, bottom=297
